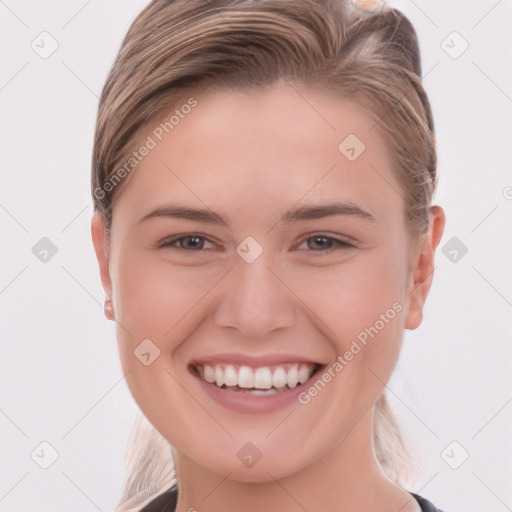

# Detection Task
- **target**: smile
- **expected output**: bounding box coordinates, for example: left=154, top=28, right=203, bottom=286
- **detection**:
left=192, top=362, right=320, bottom=395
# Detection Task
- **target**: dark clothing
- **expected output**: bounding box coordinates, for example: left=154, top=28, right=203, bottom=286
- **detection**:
left=410, top=492, right=446, bottom=512
left=139, top=486, right=177, bottom=512
left=140, top=486, right=445, bottom=511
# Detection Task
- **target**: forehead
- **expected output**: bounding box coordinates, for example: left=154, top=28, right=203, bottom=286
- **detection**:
left=111, top=81, right=403, bottom=228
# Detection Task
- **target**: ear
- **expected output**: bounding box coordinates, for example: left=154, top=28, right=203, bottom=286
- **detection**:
left=91, top=211, right=115, bottom=321
left=404, top=205, right=446, bottom=330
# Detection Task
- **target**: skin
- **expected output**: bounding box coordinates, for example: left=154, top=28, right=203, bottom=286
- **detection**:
left=91, top=79, right=445, bottom=512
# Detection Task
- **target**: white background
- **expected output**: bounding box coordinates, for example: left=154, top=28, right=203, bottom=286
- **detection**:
left=0, top=1, right=511, bottom=511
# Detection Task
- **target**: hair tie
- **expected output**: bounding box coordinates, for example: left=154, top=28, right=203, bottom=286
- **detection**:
left=350, top=0, right=386, bottom=17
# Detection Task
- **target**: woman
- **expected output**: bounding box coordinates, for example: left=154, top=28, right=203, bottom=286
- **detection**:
left=90, top=0, right=446, bottom=510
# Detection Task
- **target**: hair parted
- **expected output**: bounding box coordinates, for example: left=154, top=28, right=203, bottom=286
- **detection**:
left=90, top=1, right=436, bottom=509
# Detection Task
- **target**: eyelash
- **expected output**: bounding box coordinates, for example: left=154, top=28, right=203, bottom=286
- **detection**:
left=158, top=234, right=354, bottom=253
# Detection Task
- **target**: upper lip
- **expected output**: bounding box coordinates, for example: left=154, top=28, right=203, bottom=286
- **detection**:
left=189, top=353, right=326, bottom=367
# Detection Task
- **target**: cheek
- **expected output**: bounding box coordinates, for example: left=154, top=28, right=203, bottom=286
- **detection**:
left=112, top=248, right=226, bottom=363
left=291, top=248, right=407, bottom=373
left=301, top=255, right=404, bottom=332
left=342, top=250, right=407, bottom=375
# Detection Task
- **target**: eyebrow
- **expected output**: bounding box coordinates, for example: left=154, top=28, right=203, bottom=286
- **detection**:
left=138, top=201, right=376, bottom=226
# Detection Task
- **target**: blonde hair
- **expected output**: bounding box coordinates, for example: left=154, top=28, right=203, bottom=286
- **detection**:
left=90, top=0, right=437, bottom=509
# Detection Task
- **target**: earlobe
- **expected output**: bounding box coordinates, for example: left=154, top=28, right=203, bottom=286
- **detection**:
left=103, top=294, right=115, bottom=321
left=90, top=212, right=115, bottom=321
left=404, top=205, right=446, bottom=330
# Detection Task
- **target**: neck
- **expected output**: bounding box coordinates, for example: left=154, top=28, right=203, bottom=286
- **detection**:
left=172, top=408, right=418, bottom=512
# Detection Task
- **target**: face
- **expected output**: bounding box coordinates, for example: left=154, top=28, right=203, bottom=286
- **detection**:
left=92, top=80, right=442, bottom=483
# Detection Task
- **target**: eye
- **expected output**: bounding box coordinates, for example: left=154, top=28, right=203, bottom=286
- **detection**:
left=297, top=234, right=354, bottom=252
left=157, top=233, right=354, bottom=253
left=158, top=234, right=215, bottom=251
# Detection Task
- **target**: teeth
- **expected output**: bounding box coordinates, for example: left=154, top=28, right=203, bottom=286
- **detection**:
left=203, top=365, right=215, bottom=383
left=272, top=367, right=287, bottom=389
left=196, top=363, right=317, bottom=391
left=298, top=365, right=311, bottom=384
left=287, top=365, right=299, bottom=388
left=224, top=365, right=238, bottom=386
left=254, top=367, right=272, bottom=389
left=239, top=366, right=254, bottom=388
left=215, top=366, right=223, bottom=387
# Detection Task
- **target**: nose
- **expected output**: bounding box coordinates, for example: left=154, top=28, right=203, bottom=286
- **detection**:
left=213, top=252, right=296, bottom=339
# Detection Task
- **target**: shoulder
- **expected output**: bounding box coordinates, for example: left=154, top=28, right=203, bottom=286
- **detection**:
left=410, top=492, right=446, bottom=512
left=139, top=486, right=178, bottom=512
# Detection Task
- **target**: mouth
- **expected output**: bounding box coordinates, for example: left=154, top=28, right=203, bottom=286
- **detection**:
left=190, top=362, right=322, bottom=396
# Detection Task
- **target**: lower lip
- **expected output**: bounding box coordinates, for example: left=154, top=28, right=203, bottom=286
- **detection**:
left=190, top=367, right=323, bottom=414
